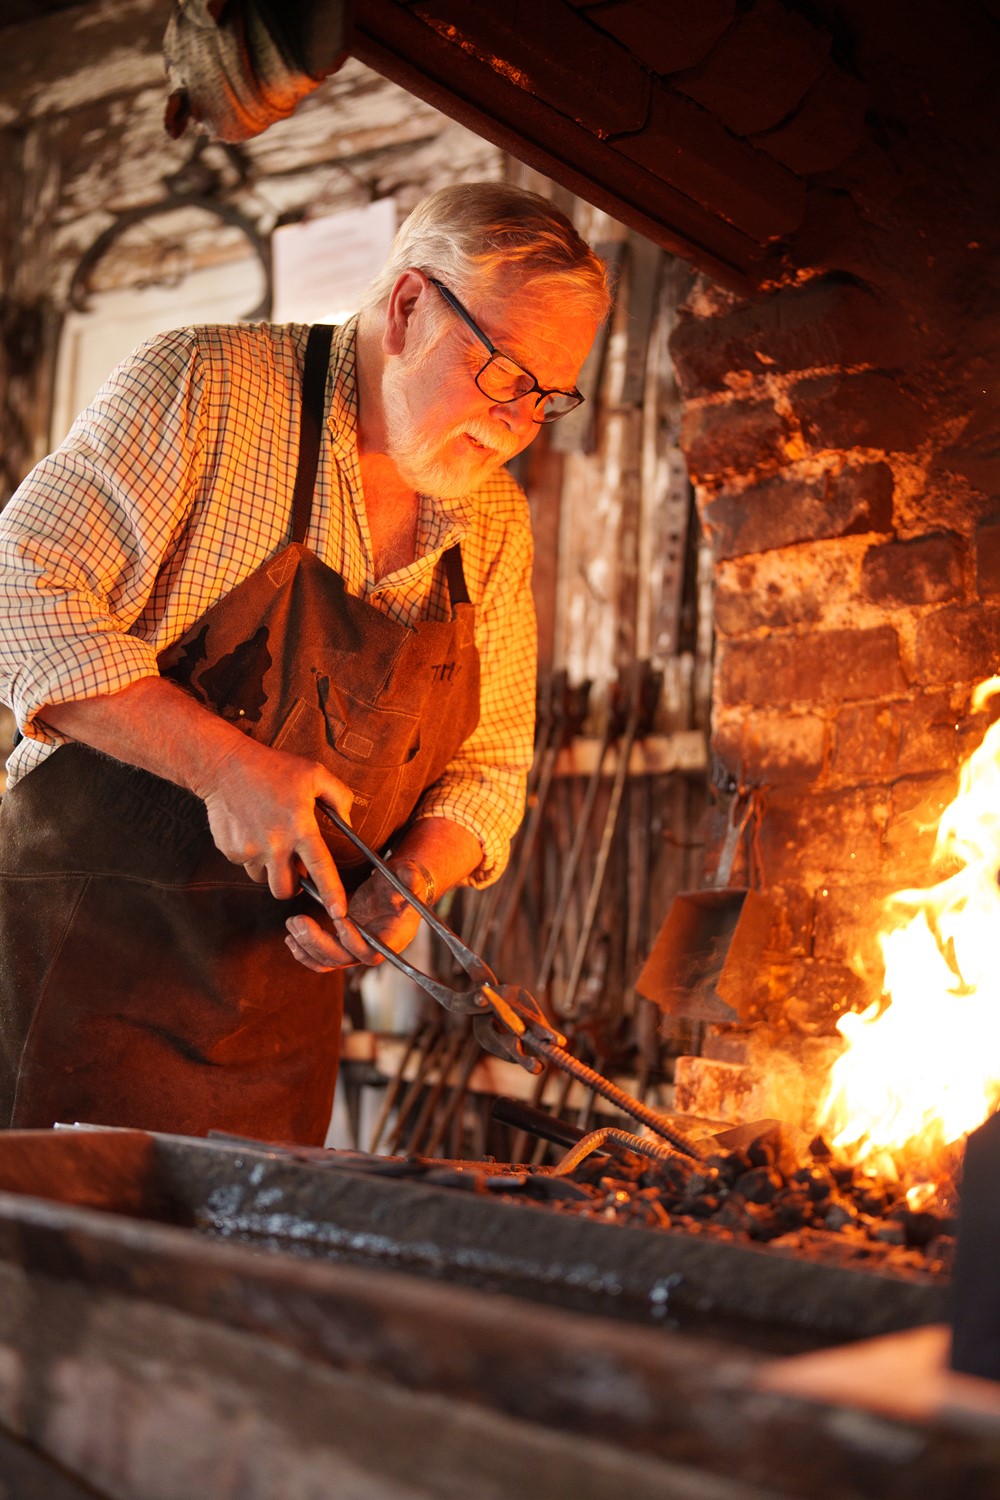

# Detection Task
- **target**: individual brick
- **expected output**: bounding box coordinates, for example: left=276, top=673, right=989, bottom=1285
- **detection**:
left=860, top=533, right=965, bottom=608
left=894, top=689, right=984, bottom=778
left=669, top=280, right=915, bottom=398
left=764, top=882, right=816, bottom=959
left=673, top=0, right=831, bottom=136
left=768, top=958, right=870, bottom=1038
left=829, top=701, right=901, bottom=784
left=756, top=786, right=891, bottom=885
left=750, top=61, right=868, bottom=174
left=812, top=881, right=897, bottom=970
left=680, top=399, right=792, bottom=482
left=881, top=773, right=961, bottom=884
left=790, top=372, right=928, bottom=455
left=714, top=555, right=823, bottom=634
left=936, top=408, right=1000, bottom=497
left=704, top=463, right=894, bottom=560
left=713, top=706, right=826, bottom=785
left=975, top=516, right=1000, bottom=595
left=912, top=605, right=1000, bottom=686
left=610, top=80, right=805, bottom=244
left=701, top=1025, right=754, bottom=1064
left=674, top=1056, right=755, bottom=1122
left=718, top=626, right=907, bottom=707
left=582, top=0, right=735, bottom=74
left=787, top=186, right=893, bottom=288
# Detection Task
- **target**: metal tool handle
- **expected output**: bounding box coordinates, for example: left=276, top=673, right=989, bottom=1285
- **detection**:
left=491, top=1095, right=586, bottom=1150
left=298, top=868, right=487, bottom=1015
left=314, top=801, right=497, bottom=987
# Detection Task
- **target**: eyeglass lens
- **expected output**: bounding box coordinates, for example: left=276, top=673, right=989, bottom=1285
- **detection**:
left=476, top=357, right=581, bottom=422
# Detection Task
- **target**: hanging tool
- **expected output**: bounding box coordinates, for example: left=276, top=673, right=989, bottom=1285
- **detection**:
left=302, top=802, right=706, bottom=1161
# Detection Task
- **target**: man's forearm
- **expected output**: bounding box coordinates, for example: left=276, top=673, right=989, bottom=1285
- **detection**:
left=39, top=676, right=253, bottom=799
left=389, top=816, right=483, bottom=903
left=41, top=685, right=483, bottom=898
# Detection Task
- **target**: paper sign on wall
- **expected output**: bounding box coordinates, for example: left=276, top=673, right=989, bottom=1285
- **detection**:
left=271, top=198, right=397, bottom=324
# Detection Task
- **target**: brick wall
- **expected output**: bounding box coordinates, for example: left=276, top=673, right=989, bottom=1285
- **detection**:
left=669, top=209, right=1000, bottom=1054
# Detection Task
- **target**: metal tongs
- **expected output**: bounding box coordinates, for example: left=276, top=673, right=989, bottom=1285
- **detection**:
left=303, top=803, right=567, bottom=1075
left=302, top=803, right=708, bottom=1162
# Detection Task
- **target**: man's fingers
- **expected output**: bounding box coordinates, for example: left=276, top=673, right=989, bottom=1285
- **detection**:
left=285, top=913, right=377, bottom=971
left=315, top=772, right=354, bottom=828
left=284, top=929, right=334, bottom=973
left=296, top=832, right=348, bottom=918
left=330, top=911, right=383, bottom=965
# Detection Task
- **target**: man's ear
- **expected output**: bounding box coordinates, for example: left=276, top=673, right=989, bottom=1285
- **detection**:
left=384, top=269, right=427, bottom=356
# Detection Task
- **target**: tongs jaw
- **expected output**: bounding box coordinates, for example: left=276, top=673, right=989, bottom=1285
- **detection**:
left=308, top=804, right=565, bottom=1072
left=472, top=984, right=566, bottom=1074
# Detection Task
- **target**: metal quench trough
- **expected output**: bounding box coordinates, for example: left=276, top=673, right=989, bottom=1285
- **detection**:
left=0, top=1125, right=996, bottom=1500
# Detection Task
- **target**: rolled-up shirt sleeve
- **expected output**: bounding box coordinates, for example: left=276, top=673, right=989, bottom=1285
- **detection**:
left=0, top=331, right=206, bottom=750
left=413, top=478, right=537, bottom=887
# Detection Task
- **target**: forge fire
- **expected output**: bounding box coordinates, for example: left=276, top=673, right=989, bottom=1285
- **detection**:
left=816, top=676, right=1000, bottom=1192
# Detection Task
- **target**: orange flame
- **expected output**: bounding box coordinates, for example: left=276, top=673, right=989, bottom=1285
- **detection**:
left=817, top=677, right=1000, bottom=1179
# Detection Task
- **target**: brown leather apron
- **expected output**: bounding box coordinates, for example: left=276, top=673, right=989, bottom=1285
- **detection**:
left=0, top=324, right=481, bottom=1143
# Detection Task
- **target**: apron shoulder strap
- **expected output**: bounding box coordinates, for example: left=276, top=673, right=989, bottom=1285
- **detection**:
left=442, top=543, right=470, bottom=607
left=290, top=323, right=335, bottom=546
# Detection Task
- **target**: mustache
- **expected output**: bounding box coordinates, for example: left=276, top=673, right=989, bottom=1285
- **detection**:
left=460, top=419, right=520, bottom=462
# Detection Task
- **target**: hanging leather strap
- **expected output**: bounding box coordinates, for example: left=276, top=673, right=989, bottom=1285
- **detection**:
left=291, top=323, right=335, bottom=546
left=443, top=542, right=470, bottom=606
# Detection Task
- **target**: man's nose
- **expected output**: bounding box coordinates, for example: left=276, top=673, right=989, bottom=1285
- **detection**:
left=490, top=393, right=539, bottom=436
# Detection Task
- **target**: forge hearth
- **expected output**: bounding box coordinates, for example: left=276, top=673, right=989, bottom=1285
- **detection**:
left=2, top=1125, right=997, bottom=1500
left=0, top=1127, right=948, bottom=1342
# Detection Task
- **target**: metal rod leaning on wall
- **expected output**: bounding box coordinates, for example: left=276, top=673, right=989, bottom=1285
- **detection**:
left=368, top=1017, right=436, bottom=1154
left=394, top=1023, right=468, bottom=1156
left=464, top=670, right=564, bottom=961
left=373, top=674, right=566, bottom=1160
left=556, top=661, right=662, bottom=1021
left=474, top=672, right=585, bottom=969
left=511, top=666, right=653, bottom=1161
left=381, top=1015, right=447, bottom=1156
left=423, top=1030, right=481, bottom=1159
left=534, top=680, right=615, bottom=1003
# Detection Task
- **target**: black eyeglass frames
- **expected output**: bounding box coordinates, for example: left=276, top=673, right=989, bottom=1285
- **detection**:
left=426, top=275, right=584, bottom=424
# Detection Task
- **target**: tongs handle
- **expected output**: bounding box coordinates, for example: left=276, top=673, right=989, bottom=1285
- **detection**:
left=306, top=801, right=564, bottom=1068
left=312, top=801, right=497, bottom=989
left=301, top=870, right=485, bottom=1013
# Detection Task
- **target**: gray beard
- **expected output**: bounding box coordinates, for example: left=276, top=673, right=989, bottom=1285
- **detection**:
left=382, top=361, right=515, bottom=499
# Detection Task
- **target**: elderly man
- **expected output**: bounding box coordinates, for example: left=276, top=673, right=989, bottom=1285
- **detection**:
left=0, top=181, right=608, bottom=1142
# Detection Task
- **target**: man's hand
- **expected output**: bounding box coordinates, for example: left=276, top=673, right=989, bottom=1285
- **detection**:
left=285, top=861, right=429, bottom=973
left=38, top=681, right=483, bottom=975
left=40, top=677, right=356, bottom=919
left=198, top=733, right=356, bottom=915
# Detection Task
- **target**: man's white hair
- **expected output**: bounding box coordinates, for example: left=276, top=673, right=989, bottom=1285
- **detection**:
left=360, top=180, right=612, bottom=325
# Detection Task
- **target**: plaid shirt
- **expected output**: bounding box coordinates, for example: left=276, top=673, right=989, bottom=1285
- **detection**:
left=0, top=319, right=537, bottom=885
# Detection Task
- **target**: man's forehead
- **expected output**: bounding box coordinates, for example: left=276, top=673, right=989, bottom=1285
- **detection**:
left=476, top=277, right=597, bottom=381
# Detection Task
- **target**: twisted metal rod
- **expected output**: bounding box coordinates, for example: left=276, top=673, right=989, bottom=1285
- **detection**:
left=525, top=1036, right=707, bottom=1161
left=551, top=1126, right=684, bottom=1176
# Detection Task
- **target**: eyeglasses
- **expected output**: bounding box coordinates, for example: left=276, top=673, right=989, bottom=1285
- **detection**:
left=426, top=276, right=584, bottom=424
